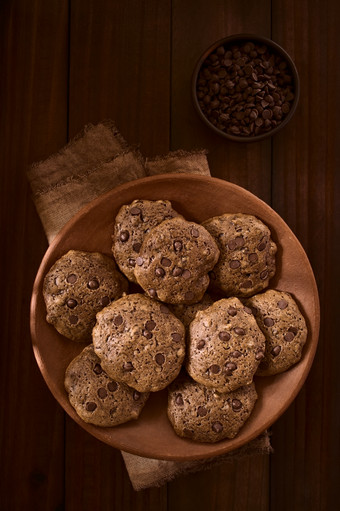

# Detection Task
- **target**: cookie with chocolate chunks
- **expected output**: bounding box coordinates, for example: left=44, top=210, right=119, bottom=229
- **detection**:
left=112, top=199, right=182, bottom=283
left=186, top=297, right=266, bottom=392
left=65, top=345, right=149, bottom=427
left=134, top=217, right=220, bottom=304
left=245, top=289, right=307, bottom=375
left=43, top=250, right=128, bottom=342
left=92, top=294, right=186, bottom=392
left=167, top=375, right=257, bottom=442
left=202, top=213, right=277, bottom=297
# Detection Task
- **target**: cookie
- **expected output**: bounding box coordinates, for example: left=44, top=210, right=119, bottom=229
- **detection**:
left=43, top=250, right=128, bottom=342
left=92, top=293, right=186, bottom=392
left=186, top=297, right=266, bottom=392
left=169, top=293, right=214, bottom=328
left=134, top=217, right=220, bottom=304
left=64, top=345, right=149, bottom=427
left=245, top=289, right=308, bottom=375
left=112, top=199, right=182, bottom=283
left=202, top=213, right=277, bottom=297
left=167, top=375, right=257, bottom=442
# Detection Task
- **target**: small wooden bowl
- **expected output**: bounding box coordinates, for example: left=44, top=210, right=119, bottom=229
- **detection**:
left=192, top=34, right=300, bottom=142
left=30, top=175, right=319, bottom=460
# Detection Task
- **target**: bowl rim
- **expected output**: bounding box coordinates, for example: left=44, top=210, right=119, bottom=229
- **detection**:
left=192, top=33, right=301, bottom=142
left=30, top=174, right=319, bottom=460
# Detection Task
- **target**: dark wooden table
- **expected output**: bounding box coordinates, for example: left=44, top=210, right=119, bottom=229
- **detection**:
left=1, top=1, right=339, bottom=509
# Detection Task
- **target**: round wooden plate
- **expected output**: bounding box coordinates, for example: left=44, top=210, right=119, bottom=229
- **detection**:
left=30, top=174, right=320, bottom=460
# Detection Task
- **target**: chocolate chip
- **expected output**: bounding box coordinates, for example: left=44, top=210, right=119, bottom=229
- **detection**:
left=277, top=299, right=288, bottom=309
left=130, top=207, right=141, bottom=215
left=248, top=253, right=258, bottom=262
left=231, top=350, right=242, bottom=358
left=114, top=315, right=123, bottom=326
left=234, top=327, right=245, bottom=335
left=182, top=269, right=191, bottom=279
left=264, top=317, right=274, bottom=327
left=284, top=331, right=295, bottom=342
left=93, top=363, right=102, bottom=375
left=289, top=326, right=298, bottom=334
left=226, top=362, right=237, bottom=371
left=155, top=353, right=165, bottom=365
left=209, top=364, right=220, bottom=374
left=241, top=279, right=253, bottom=289
left=136, top=256, right=144, bottom=266
left=212, top=422, right=223, bottom=433
left=107, top=381, right=118, bottom=392
left=219, top=331, right=231, bottom=341
left=67, top=298, right=77, bottom=309
left=97, top=387, right=107, bottom=399
left=260, top=269, right=269, bottom=280
left=123, top=361, right=134, bottom=371
left=87, top=278, right=99, bottom=289
left=133, top=391, right=141, bottom=401
left=155, top=267, right=165, bottom=277
left=101, top=296, right=110, bottom=307
left=86, top=402, right=97, bottom=412
left=271, top=345, right=281, bottom=357
left=175, top=394, right=184, bottom=405
left=173, top=240, right=183, bottom=252
left=143, top=329, right=153, bottom=339
left=232, top=399, right=242, bottom=411
left=255, top=349, right=265, bottom=360
left=257, top=239, right=267, bottom=251
left=197, top=406, right=208, bottom=417
left=120, top=230, right=129, bottom=242
left=243, top=306, right=253, bottom=315
left=69, top=315, right=78, bottom=324
left=161, top=257, right=172, bottom=267
left=148, top=288, right=157, bottom=298
left=132, top=242, right=141, bottom=252
left=235, top=235, right=245, bottom=247
left=228, top=307, right=237, bottom=316
left=145, top=320, right=156, bottom=331
left=229, top=260, right=241, bottom=269
left=67, top=274, right=77, bottom=284
left=171, top=333, right=182, bottom=342
left=128, top=258, right=136, bottom=267
left=227, top=239, right=238, bottom=250
left=160, top=304, right=170, bottom=313
left=172, top=266, right=182, bottom=276
left=191, top=228, right=199, bottom=237
left=197, top=340, right=206, bottom=349
left=184, top=291, right=194, bottom=301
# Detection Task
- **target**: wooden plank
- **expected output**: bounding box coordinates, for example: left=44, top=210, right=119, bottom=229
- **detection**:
left=0, top=0, right=69, bottom=509
left=66, top=1, right=171, bottom=507
left=68, top=0, right=171, bottom=157
left=271, top=0, right=340, bottom=509
left=169, top=2, right=271, bottom=510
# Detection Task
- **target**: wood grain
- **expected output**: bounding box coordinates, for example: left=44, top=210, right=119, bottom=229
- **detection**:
left=0, top=1, right=69, bottom=509
left=271, top=0, right=340, bottom=509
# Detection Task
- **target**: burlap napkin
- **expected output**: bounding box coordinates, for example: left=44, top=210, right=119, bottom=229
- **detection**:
left=27, top=120, right=272, bottom=490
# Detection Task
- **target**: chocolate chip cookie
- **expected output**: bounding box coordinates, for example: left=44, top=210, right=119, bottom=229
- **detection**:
left=43, top=250, right=128, bottom=342
left=168, top=375, right=257, bottom=442
left=112, top=199, right=182, bottom=283
left=169, top=293, right=215, bottom=328
left=186, top=297, right=266, bottom=392
left=65, top=345, right=149, bottom=426
left=246, top=289, right=308, bottom=375
left=92, top=293, right=186, bottom=392
left=202, top=213, right=277, bottom=297
left=134, top=217, right=220, bottom=304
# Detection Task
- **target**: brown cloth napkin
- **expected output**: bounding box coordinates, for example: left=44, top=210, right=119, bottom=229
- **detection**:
left=27, top=120, right=272, bottom=490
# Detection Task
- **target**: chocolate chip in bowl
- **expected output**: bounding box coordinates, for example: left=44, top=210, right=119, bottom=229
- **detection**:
left=192, top=34, right=300, bottom=141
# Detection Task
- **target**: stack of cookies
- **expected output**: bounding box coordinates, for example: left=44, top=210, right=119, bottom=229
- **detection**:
left=43, top=199, right=307, bottom=442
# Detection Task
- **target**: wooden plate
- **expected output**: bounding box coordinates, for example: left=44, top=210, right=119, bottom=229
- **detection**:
left=30, top=174, right=320, bottom=460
